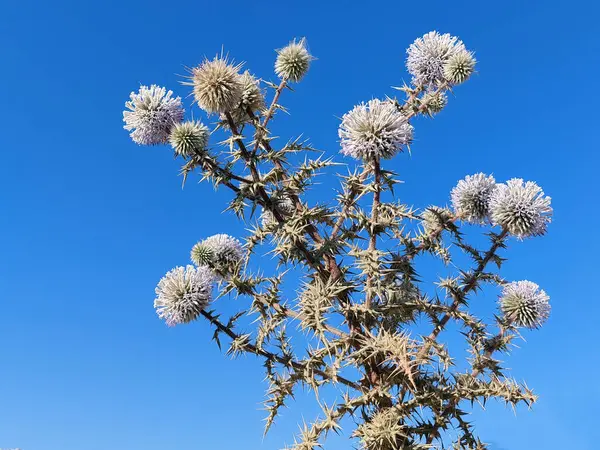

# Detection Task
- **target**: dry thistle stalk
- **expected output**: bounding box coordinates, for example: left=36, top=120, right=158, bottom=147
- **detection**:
left=122, top=31, right=553, bottom=449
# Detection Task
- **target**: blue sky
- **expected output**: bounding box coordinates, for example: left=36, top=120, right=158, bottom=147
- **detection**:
left=1, top=0, right=599, bottom=448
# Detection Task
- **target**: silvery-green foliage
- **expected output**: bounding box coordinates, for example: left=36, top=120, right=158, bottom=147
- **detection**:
left=339, top=99, right=413, bottom=160
left=123, top=85, right=184, bottom=145
left=490, top=178, right=553, bottom=238
left=406, top=31, right=468, bottom=87
left=169, top=121, right=209, bottom=158
left=154, top=265, right=215, bottom=326
left=188, top=56, right=244, bottom=114
left=451, top=173, right=497, bottom=223
left=275, top=38, right=312, bottom=82
left=123, top=30, right=554, bottom=450
left=500, top=280, right=550, bottom=329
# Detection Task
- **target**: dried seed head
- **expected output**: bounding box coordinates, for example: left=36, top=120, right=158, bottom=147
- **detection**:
left=189, top=56, right=244, bottom=114
left=154, top=265, right=215, bottom=326
left=123, top=85, right=184, bottom=145
left=169, top=121, right=209, bottom=158
left=490, top=179, right=552, bottom=238
left=275, top=38, right=313, bottom=82
left=500, top=280, right=550, bottom=329
left=451, top=173, right=497, bottom=224
left=444, top=49, right=476, bottom=84
left=339, top=99, right=413, bottom=160
left=221, top=71, right=265, bottom=127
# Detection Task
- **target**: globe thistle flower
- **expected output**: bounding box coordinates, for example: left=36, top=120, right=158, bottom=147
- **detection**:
left=191, top=234, right=244, bottom=274
left=420, top=90, right=448, bottom=115
left=154, top=265, right=215, bottom=326
left=339, top=99, right=413, bottom=160
left=489, top=179, right=553, bottom=239
left=275, top=38, right=313, bottom=83
left=451, top=173, right=497, bottom=224
left=188, top=56, right=244, bottom=114
left=222, top=71, right=266, bottom=126
left=260, top=195, right=295, bottom=227
left=169, top=120, right=209, bottom=158
left=499, top=280, right=550, bottom=329
left=421, top=206, right=454, bottom=236
left=123, top=85, right=184, bottom=145
left=443, top=49, right=476, bottom=84
left=406, top=31, right=467, bottom=87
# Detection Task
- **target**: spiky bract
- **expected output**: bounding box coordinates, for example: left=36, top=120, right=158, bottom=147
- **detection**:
left=420, top=90, right=448, bottom=115
left=154, top=265, right=215, bottom=326
left=275, top=38, right=312, bottom=82
left=500, top=281, right=550, bottom=329
left=339, top=99, right=413, bottom=160
left=354, top=406, right=405, bottom=450
left=451, top=173, right=497, bottom=224
left=490, top=179, right=552, bottom=238
left=421, top=206, right=454, bottom=236
left=189, top=56, right=244, bottom=114
left=260, top=195, right=295, bottom=228
left=123, top=85, right=184, bottom=145
left=444, top=49, right=476, bottom=84
left=406, top=31, right=466, bottom=87
left=169, top=121, right=209, bottom=158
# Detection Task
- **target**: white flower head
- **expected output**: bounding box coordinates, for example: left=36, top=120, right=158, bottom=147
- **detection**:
left=406, top=31, right=466, bottom=87
left=339, top=99, right=413, bottom=160
left=169, top=121, right=209, bottom=158
left=444, top=49, right=476, bottom=84
left=275, top=38, right=313, bottom=83
left=154, top=265, right=215, bottom=326
left=191, top=234, right=244, bottom=273
left=451, top=173, right=497, bottom=223
left=123, top=85, right=184, bottom=145
left=499, top=280, right=550, bottom=329
left=490, top=179, right=552, bottom=238
left=188, top=56, right=244, bottom=114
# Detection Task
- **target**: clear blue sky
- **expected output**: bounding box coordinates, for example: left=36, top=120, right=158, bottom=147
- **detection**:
left=1, top=0, right=598, bottom=449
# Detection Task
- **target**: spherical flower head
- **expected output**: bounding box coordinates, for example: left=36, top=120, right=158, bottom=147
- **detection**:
left=275, top=38, right=313, bottom=83
left=451, top=173, right=497, bottom=224
left=420, top=90, right=448, bottom=115
left=123, top=85, right=184, bottom=145
left=489, top=178, right=552, bottom=239
left=221, top=71, right=266, bottom=127
left=191, top=234, right=244, bottom=274
left=406, top=31, right=466, bottom=87
left=189, top=56, right=244, bottom=114
left=499, top=280, right=550, bottom=329
left=339, top=99, right=413, bottom=161
left=154, top=265, right=215, bottom=326
left=421, top=206, right=453, bottom=236
left=443, top=49, right=476, bottom=84
left=169, top=121, right=209, bottom=158
left=260, top=195, right=295, bottom=228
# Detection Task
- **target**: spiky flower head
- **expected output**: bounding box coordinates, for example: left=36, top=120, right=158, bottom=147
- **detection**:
left=421, top=206, right=454, bottom=236
left=260, top=195, right=295, bottom=228
left=444, top=49, right=476, bottom=84
left=451, top=173, right=497, bottom=224
left=339, top=99, right=413, bottom=160
left=489, top=179, right=552, bottom=238
left=406, top=31, right=467, bottom=87
left=222, top=71, right=266, bottom=126
left=354, top=407, right=405, bottom=450
left=499, top=280, right=550, bottom=329
left=188, top=56, right=244, bottom=114
left=275, top=38, right=313, bottom=83
left=169, top=121, right=209, bottom=158
left=420, top=90, right=448, bottom=115
left=191, top=234, right=244, bottom=274
left=154, top=265, right=215, bottom=326
left=123, top=85, right=184, bottom=145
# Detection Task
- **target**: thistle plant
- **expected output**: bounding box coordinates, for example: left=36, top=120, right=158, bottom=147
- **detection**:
left=122, top=31, right=554, bottom=449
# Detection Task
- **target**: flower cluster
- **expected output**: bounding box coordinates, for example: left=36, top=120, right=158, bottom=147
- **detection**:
left=451, top=173, right=497, bottom=223
left=339, top=99, right=413, bottom=160
left=499, top=281, right=551, bottom=329
left=191, top=233, right=244, bottom=271
left=123, top=85, right=184, bottom=145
